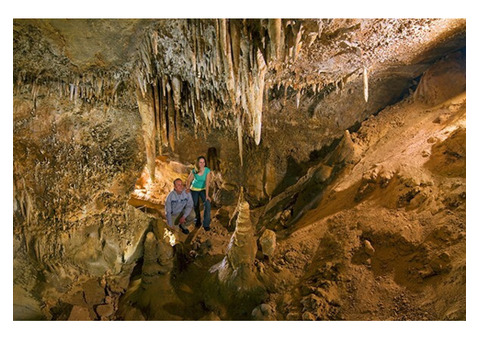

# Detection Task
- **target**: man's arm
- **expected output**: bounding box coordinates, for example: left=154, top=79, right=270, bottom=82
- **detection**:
left=165, top=193, right=173, bottom=227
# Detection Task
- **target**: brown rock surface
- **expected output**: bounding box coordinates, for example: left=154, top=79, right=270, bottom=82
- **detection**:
left=13, top=18, right=466, bottom=322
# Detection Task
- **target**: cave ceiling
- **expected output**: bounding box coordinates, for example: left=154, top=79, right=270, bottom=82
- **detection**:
left=13, top=19, right=466, bottom=144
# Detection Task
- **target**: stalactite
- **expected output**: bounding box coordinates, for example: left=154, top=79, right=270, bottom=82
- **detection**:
left=252, top=49, right=267, bottom=145
left=171, top=77, right=181, bottom=112
left=219, top=19, right=228, bottom=58
left=166, top=82, right=175, bottom=151
left=152, top=31, right=158, bottom=55
left=74, top=83, right=79, bottom=104
left=13, top=19, right=338, bottom=165
left=363, top=65, right=369, bottom=103
left=194, top=77, right=200, bottom=101
left=159, top=76, right=168, bottom=148
left=135, top=86, right=156, bottom=181
left=171, top=77, right=181, bottom=139
left=285, top=22, right=295, bottom=61
left=237, top=114, right=243, bottom=166
left=152, top=82, right=162, bottom=155
left=135, top=71, right=146, bottom=98
left=69, top=83, right=74, bottom=101
left=230, top=20, right=241, bottom=79
left=265, top=87, right=269, bottom=111
left=191, top=22, right=197, bottom=74
left=192, top=96, right=198, bottom=138
left=293, top=22, right=304, bottom=62
left=307, top=31, right=318, bottom=48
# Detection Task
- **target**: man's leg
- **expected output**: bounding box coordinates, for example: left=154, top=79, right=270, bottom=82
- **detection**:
left=173, top=213, right=181, bottom=225
left=172, top=213, right=189, bottom=235
left=184, top=209, right=196, bottom=226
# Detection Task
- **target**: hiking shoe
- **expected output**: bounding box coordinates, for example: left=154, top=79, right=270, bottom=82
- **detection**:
left=195, top=220, right=202, bottom=228
left=179, top=224, right=190, bottom=235
left=203, top=226, right=211, bottom=232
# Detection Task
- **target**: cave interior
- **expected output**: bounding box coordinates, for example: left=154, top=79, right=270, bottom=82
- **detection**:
left=12, top=18, right=466, bottom=322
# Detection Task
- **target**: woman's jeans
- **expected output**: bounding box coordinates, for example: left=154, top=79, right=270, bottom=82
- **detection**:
left=190, top=190, right=211, bottom=229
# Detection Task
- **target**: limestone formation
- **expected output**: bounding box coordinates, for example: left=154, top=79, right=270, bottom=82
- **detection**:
left=209, top=192, right=263, bottom=295
left=117, top=223, right=182, bottom=320
left=13, top=18, right=466, bottom=322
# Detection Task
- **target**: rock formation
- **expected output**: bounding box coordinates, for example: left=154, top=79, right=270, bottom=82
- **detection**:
left=13, top=18, right=466, bottom=322
left=116, top=222, right=183, bottom=320
left=206, top=191, right=267, bottom=317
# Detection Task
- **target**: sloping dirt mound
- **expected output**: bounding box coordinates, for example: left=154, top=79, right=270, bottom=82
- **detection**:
left=265, top=74, right=466, bottom=320
left=272, top=199, right=465, bottom=321
left=425, top=127, right=466, bottom=178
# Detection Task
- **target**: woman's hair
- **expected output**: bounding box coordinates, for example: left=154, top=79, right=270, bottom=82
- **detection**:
left=194, top=156, right=207, bottom=173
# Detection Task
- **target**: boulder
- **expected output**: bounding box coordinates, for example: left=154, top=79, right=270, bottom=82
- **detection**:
left=68, top=306, right=94, bottom=321
left=302, top=311, right=316, bottom=321
left=215, top=208, right=231, bottom=227
left=252, top=303, right=276, bottom=320
left=82, top=279, right=105, bottom=306
left=96, top=303, right=115, bottom=318
left=259, top=229, right=276, bottom=258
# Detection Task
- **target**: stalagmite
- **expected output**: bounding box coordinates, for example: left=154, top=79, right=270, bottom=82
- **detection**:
left=209, top=190, right=264, bottom=297
left=129, top=226, right=183, bottom=320
left=363, top=65, right=369, bottom=103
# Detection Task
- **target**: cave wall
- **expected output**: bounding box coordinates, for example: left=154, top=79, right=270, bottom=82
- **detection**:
left=13, top=88, right=152, bottom=319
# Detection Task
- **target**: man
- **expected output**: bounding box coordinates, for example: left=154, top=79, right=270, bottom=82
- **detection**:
left=165, top=178, right=195, bottom=235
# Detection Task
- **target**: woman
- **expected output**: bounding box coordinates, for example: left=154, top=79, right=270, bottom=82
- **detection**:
left=186, top=156, right=212, bottom=231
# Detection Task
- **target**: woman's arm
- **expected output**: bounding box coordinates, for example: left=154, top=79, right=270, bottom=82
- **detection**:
left=186, top=172, right=194, bottom=192
left=206, top=171, right=211, bottom=200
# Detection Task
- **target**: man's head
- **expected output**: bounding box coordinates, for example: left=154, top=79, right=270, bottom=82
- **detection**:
left=173, top=178, right=184, bottom=194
